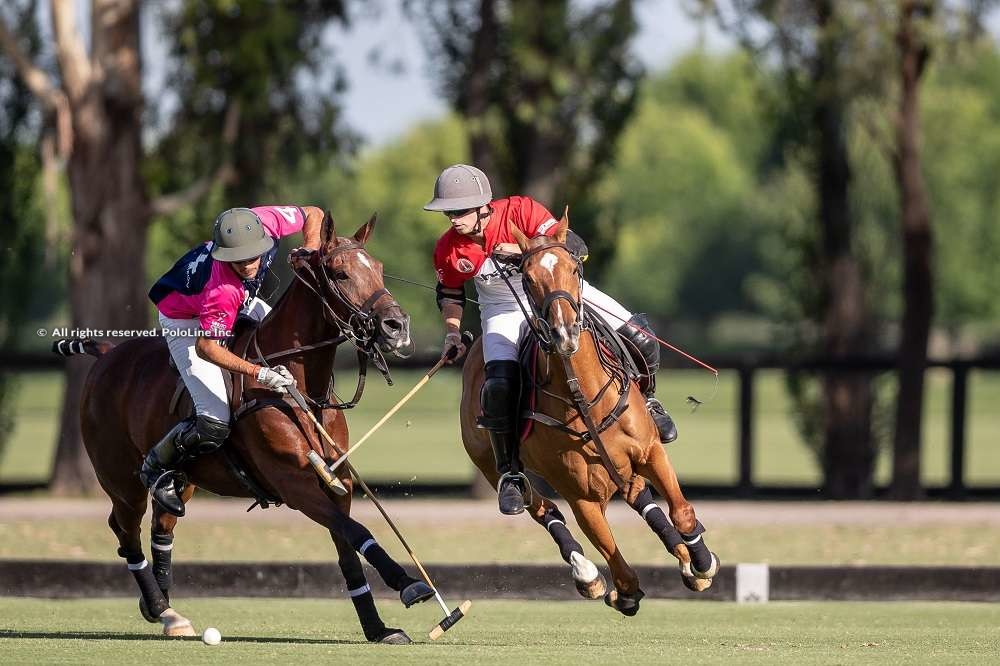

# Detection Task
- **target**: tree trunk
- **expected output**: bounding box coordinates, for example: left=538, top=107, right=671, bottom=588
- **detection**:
left=50, top=0, right=149, bottom=495
left=814, top=0, right=875, bottom=499
left=889, top=0, right=934, bottom=501
left=464, top=0, right=502, bottom=192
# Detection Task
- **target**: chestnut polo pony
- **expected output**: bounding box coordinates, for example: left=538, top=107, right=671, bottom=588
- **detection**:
left=460, top=214, right=720, bottom=615
left=63, top=213, right=429, bottom=643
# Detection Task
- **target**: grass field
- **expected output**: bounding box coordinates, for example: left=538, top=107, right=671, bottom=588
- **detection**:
left=3, top=367, right=1000, bottom=487
left=1, top=597, right=997, bottom=664
left=2, top=498, right=999, bottom=566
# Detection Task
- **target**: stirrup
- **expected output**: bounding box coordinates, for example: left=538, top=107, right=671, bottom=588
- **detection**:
left=151, top=469, right=187, bottom=496
left=496, top=471, right=532, bottom=506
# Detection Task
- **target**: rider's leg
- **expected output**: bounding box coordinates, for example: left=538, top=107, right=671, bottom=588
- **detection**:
left=480, top=306, right=530, bottom=515
left=581, top=282, right=677, bottom=443
left=142, top=315, right=231, bottom=517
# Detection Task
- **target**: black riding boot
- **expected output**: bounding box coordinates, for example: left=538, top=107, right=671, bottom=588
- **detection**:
left=617, top=314, right=678, bottom=444
left=478, top=360, right=529, bottom=515
left=140, top=415, right=230, bottom=517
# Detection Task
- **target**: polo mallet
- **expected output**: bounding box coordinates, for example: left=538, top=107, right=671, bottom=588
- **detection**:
left=286, top=372, right=473, bottom=639
left=326, top=330, right=474, bottom=474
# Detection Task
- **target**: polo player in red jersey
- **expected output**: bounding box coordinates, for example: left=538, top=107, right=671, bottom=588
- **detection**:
left=425, top=164, right=677, bottom=516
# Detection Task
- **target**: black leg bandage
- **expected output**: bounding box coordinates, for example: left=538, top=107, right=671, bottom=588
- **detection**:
left=541, top=505, right=584, bottom=564
left=346, top=523, right=407, bottom=591
left=151, top=532, right=174, bottom=598
left=628, top=487, right=684, bottom=553
left=679, top=520, right=713, bottom=573
left=119, top=548, right=169, bottom=618
left=333, top=530, right=387, bottom=641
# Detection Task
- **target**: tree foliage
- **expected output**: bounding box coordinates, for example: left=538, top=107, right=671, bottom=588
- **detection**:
left=411, top=0, right=643, bottom=273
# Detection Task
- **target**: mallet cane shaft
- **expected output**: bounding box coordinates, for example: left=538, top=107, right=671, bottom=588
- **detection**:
left=327, top=331, right=472, bottom=474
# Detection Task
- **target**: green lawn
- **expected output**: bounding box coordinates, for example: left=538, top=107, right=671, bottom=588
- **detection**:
left=2, top=511, right=998, bottom=566
left=3, top=367, right=999, bottom=486
left=0, top=598, right=997, bottom=664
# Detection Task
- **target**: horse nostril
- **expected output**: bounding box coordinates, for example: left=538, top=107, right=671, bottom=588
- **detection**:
left=381, top=317, right=404, bottom=335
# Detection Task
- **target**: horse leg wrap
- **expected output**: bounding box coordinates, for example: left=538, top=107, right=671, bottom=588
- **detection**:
left=679, top=520, right=713, bottom=573
left=120, top=549, right=169, bottom=618
left=349, top=528, right=407, bottom=591
left=151, top=533, right=174, bottom=598
left=541, top=506, right=583, bottom=564
left=629, top=488, right=684, bottom=553
left=333, top=532, right=387, bottom=641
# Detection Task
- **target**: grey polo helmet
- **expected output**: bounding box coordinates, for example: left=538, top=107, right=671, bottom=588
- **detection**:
left=210, top=208, right=275, bottom=262
left=424, top=164, right=493, bottom=211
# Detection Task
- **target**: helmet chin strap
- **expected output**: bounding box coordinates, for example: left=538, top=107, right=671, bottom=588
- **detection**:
left=471, top=205, right=491, bottom=236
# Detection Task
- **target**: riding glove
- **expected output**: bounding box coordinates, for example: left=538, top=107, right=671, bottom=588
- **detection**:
left=441, top=331, right=467, bottom=363
left=257, top=365, right=296, bottom=393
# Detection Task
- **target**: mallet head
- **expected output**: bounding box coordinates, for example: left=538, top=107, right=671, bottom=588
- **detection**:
left=428, top=600, right=472, bottom=641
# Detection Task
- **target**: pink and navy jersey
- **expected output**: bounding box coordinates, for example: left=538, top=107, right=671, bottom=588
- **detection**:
left=433, top=196, right=558, bottom=289
left=150, top=206, right=305, bottom=338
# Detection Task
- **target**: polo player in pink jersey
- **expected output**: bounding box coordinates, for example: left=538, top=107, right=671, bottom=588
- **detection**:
left=426, top=165, right=677, bottom=516
left=143, top=205, right=322, bottom=516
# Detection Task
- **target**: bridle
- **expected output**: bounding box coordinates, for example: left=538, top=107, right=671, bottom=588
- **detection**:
left=241, top=239, right=401, bottom=411
left=501, top=241, right=585, bottom=353
left=499, top=239, right=636, bottom=495
left=291, top=240, right=394, bottom=353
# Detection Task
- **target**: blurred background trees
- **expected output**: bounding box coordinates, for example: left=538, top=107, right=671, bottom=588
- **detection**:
left=1, top=0, right=999, bottom=497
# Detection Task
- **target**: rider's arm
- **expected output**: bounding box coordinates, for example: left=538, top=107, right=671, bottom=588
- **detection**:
left=299, top=206, right=324, bottom=250
left=195, top=336, right=261, bottom=378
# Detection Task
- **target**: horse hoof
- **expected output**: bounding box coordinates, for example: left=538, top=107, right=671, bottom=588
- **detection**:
left=680, top=572, right=713, bottom=592
left=575, top=573, right=607, bottom=600
left=603, top=588, right=644, bottom=617
left=569, top=552, right=605, bottom=599
left=693, top=552, right=720, bottom=580
left=400, top=580, right=434, bottom=608
left=159, top=608, right=196, bottom=637
left=138, top=597, right=159, bottom=623
left=372, top=628, right=412, bottom=645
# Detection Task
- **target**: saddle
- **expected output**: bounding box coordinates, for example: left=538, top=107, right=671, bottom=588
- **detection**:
left=515, top=305, right=643, bottom=443
left=164, top=315, right=285, bottom=509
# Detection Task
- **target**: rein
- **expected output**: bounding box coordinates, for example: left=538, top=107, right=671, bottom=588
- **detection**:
left=497, top=243, right=636, bottom=494
left=241, top=240, right=399, bottom=413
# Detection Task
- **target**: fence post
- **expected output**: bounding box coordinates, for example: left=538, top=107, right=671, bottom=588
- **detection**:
left=949, top=363, right=969, bottom=499
left=738, top=366, right=754, bottom=497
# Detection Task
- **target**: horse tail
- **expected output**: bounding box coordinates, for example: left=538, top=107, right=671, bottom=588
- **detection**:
left=52, top=338, right=113, bottom=358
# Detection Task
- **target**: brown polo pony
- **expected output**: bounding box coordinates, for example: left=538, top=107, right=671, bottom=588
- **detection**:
left=460, top=214, right=719, bottom=615
left=63, top=213, right=429, bottom=643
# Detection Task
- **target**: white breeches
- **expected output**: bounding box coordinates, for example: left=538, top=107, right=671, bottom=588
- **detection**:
left=158, top=298, right=271, bottom=422
left=480, top=279, right=631, bottom=363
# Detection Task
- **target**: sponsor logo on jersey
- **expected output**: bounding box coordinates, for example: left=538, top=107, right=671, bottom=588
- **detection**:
left=457, top=258, right=475, bottom=273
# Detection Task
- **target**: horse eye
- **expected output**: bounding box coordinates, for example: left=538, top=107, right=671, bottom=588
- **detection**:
left=334, top=270, right=349, bottom=281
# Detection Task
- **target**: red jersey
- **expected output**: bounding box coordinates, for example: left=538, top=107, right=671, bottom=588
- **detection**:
left=433, top=196, right=558, bottom=289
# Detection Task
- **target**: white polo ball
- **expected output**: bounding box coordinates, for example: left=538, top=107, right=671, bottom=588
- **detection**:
left=202, top=627, right=222, bottom=646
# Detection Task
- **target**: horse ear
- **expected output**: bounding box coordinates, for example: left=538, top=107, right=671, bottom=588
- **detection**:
left=555, top=206, right=570, bottom=243
left=321, top=210, right=336, bottom=249
left=353, top=212, right=377, bottom=245
left=510, top=224, right=530, bottom=251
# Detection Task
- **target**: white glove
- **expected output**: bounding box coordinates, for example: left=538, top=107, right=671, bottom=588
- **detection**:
left=257, top=365, right=295, bottom=393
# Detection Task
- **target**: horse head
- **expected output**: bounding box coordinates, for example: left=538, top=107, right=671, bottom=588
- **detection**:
left=511, top=210, right=583, bottom=358
left=298, top=210, right=413, bottom=357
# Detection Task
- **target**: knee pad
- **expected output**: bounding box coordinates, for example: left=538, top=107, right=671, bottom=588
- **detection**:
left=617, top=313, right=660, bottom=374
left=480, top=361, right=520, bottom=430
left=190, top=415, right=230, bottom=455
